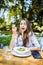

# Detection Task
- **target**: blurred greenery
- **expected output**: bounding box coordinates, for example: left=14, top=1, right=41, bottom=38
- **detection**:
left=0, top=35, right=11, bottom=46
left=0, top=0, right=43, bottom=32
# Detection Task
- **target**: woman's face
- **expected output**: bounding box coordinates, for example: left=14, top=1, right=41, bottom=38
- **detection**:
left=12, top=24, right=17, bottom=33
left=20, top=20, right=27, bottom=33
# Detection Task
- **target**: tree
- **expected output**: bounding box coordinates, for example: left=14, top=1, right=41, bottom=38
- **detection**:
left=0, top=0, right=43, bottom=32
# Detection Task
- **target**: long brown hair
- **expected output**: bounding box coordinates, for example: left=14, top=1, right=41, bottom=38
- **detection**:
left=18, top=18, right=32, bottom=47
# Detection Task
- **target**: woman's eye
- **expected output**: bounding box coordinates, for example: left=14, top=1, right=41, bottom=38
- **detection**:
left=20, top=23, right=26, bottom=25
left=12, top=27, right=15, bottom=29
left=20, top=23, right=23, bottom=25
left=24, top=23, right=26, bottom=25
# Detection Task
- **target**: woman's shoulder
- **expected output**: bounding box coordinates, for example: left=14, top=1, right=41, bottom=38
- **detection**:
left=15, top=33, right=21, bottom=39
left=28, top=31, right=33, bottom=36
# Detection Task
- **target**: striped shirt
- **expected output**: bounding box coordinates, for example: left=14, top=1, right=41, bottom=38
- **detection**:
left=13, top=32, right=40, bottom=48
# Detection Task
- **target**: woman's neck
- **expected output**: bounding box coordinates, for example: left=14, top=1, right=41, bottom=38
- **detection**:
left=21, top=32, right=24, bottom=38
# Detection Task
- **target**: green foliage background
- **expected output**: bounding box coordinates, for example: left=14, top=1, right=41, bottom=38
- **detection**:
left=0, top=0, right=43, bottom=32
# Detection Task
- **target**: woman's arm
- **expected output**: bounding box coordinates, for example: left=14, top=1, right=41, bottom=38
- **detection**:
left=29, top=47, right=40, bottom=51
left=9, top=24, right=17, bottom=50
left=9, top=34, right=17, bottom=50
left=29, top=32, right=40, bottom=51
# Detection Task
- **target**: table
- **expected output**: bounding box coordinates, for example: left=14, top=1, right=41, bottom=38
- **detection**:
left=0, top=49, right=43, bottom=65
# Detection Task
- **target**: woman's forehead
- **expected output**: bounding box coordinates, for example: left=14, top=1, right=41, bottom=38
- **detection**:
left=12, top=24, right=15, bottom=27
left=20, top=20, right=26, bottom=23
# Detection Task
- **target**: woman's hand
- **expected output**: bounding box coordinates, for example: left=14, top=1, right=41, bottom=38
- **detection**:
left=28, top=47, right=40, bottom=51
left=12, top=24, right=17, bottom=34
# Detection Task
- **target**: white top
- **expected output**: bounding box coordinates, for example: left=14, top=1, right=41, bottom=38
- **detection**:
left=13, top=32, right=40, bottom=48
left=40, top=38, right=43, bottom=50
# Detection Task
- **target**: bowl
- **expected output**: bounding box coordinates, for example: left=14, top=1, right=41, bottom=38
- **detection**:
left=13, top=47, right=29, bottom=54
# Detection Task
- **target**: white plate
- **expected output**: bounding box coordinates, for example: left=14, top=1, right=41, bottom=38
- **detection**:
left=13, top=47, right=29, bottom=54
left=11, top=50, right=31, bottom=57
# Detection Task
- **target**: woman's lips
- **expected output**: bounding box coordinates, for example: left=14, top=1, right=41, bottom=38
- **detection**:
left=21, top=28, right=25, bottom=30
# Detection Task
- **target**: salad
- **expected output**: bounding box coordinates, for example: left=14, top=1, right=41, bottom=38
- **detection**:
left=16, top=47, right=26, bottom=51
left=13, top=47, right=29, bottom=54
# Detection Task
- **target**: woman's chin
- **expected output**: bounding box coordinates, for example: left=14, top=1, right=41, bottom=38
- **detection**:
left=22, top=30, right=25, bottom=33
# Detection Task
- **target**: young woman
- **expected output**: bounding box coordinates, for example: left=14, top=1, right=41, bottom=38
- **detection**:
left=10, top=18, right=40, bottom=51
